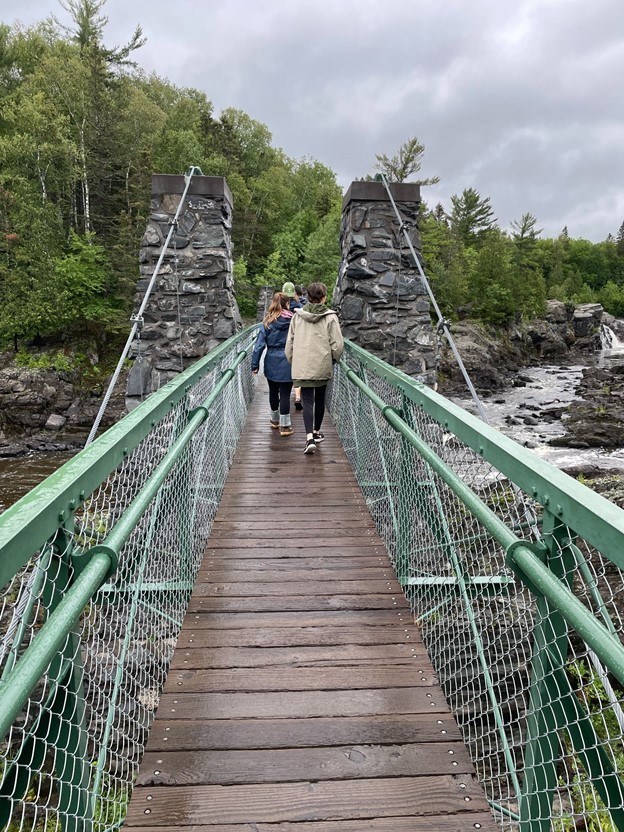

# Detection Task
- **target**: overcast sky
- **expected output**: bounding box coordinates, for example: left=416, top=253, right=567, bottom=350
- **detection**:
left=4, top=0, right=624, bottom=241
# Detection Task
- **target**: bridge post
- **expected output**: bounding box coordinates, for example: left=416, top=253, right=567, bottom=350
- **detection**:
left=126, top=175, right=242, bottom=410
left=334, top=181, right=436, bottom=385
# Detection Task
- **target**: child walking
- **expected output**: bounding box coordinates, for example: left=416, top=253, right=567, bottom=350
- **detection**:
left=251, top=292, right=295, bottom=437
left=285, top=282, right=344, bottom=454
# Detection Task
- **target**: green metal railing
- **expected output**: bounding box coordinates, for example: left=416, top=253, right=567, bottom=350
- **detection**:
left=331, top=340, right=624, bottom=832
left=0, top=326, right=256, bottom=832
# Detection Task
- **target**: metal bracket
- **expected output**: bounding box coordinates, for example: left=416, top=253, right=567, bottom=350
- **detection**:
left=505, top=539, right=549, bottom=597
left=72, top=543, right=119, bottom=583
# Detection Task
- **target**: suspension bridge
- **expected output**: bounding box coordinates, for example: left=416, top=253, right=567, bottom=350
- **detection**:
left=2, top=175, right=624, bottom=831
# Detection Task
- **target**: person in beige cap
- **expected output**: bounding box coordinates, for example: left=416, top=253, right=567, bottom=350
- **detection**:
left=282, top=282, right=303, bottom=408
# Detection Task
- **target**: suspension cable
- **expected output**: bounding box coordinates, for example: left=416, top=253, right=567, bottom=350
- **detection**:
left=84, top=166, right=203, bottom=447
left=381, top=175, right=541, bottom=540
left=380, top=173, right=489, bottom=424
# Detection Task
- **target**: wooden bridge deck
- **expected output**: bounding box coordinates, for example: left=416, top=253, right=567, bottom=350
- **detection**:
left=124, top=385, right=496, bottom=831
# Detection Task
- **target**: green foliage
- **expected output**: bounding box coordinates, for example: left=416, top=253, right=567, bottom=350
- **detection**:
left=552, top=660, right=624, bottom=832
left=0, top=6, right=341, bottom=350
left=14, top=349, right=75, bottom=372
left=299, top=200, right=342, bottom=299
left=450, top=187, right=497, bottom=247
left=599, top=281, right=624, bottom=316
left=469, top=230, right=515, bottom=324
left=374, top=135, right=440, bottom=185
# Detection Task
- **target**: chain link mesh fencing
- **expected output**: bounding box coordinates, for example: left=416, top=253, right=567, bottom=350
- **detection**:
left=330, top=343, right=624, bottom=831
left=0, top=329, right=255, bottom=831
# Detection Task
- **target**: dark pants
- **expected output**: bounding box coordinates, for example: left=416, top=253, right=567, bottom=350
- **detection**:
left=302, top=385, right=327, bottom=434
left=268, top=380, right=293, bottom=415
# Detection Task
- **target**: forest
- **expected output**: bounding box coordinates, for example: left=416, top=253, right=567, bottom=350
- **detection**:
left=1, top=1, right=624, bottom=363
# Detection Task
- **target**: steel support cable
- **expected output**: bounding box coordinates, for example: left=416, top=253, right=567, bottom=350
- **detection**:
left=380, top=173, right=488, bottom=423
left=84, top=165, right=204, bottom=448
left=380, top=174, right=539, bottom=538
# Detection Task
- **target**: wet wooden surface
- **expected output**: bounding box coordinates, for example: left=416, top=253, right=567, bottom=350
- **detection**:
left=124, top=385, right=496, bottom=830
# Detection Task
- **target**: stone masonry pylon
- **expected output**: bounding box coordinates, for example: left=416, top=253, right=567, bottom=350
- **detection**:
left=126, top=174, right=241, bottom=410
left=333, top=181, right=435, bottom=385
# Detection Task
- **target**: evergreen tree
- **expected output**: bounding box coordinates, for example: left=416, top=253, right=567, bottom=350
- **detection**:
left=468, top=230, right=514, bottom=324
left=510, top=212, right=542, bottom=270
left=374, top=136, right=440, bottom=185
left=617, top=221, right=624, bottom=257
left=449, top=188, right=497, bottom=247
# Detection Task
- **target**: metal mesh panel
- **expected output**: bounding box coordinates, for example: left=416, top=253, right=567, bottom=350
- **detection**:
left=330, top=346, right=624, bottom=831
left=0, top=331, right=255, bottom=831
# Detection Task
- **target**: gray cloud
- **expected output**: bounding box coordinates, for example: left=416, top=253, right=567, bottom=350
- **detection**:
left=3, top=0, right=624, bottom=240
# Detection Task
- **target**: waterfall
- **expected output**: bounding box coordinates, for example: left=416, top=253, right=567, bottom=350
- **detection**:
left=600, top=324, right=624, bottom=351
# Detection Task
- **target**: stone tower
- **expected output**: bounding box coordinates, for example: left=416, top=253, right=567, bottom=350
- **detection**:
left=333, top=181, right=435, bottom=385
left=126, top=174, right=241, bottom=409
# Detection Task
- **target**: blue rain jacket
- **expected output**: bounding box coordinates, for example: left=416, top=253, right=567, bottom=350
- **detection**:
left=251, top=314, right=293, bottom=382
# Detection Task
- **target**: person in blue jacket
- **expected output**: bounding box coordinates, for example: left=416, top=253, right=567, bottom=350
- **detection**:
left=251, top=292, right=295, bottom=437
left=282, top=282, right=303, bottom=408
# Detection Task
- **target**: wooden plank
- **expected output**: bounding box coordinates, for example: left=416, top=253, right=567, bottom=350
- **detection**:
left=163, top=667, right=437, bottom=694
left=174, top=626, right=421, bottom=648
left=195, top=569, right=399, bottom=584
left=191, top=580, right=401, bottom=597
left=219, top=501, right=367, bottom=509
left=143, top=713, right=462, bottom=752
left=207, top=538, right=379, bottom=549
left=125, top=775, right=489, bottom=826
left=157, top=688, right=448, bottom=719
left=203, top=546, right=385, bottom=558
left=123, top=817, right=497, bottom=832
left=178, top=609, right=409, bottom=629
left=211, top=519, right=375, bottom=530
left=170, top=643, right=427, bottom=669
left=210, top=527, right=379, bottom=539
left=136, top=742, right=474, bottom=786
left=187, top=595, right=407, bottom=613
left=198, top=556, right=388, bottom=571
left=222, top=483, right=361, bottom=493
left=214, top=509, right=372, bottom=520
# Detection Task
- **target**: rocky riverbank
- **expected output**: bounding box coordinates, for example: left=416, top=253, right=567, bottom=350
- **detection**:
left=437, top=300, right=604, bottom=394
left=0, top=350, right=128, bottom=457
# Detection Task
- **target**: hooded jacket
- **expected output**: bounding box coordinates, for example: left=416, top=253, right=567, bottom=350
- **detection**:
left=251, top=312, right=293, bottom=383
left=285, top=304, right=344, bottom=384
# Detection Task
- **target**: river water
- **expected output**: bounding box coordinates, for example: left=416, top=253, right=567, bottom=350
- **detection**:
left=0, top=451, right=75, bottom=514
left=451, top=332, right=624, bottom=474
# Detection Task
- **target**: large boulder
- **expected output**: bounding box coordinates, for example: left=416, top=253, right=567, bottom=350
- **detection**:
left=0, top=351, right=128, bottom=457
left=572, top=303, right=603, bottom=347
left=437, top=322, right=525, bottom=393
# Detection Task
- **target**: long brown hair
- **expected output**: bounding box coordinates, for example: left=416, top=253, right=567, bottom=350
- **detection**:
left=263, top=292, right=290, bottom=326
